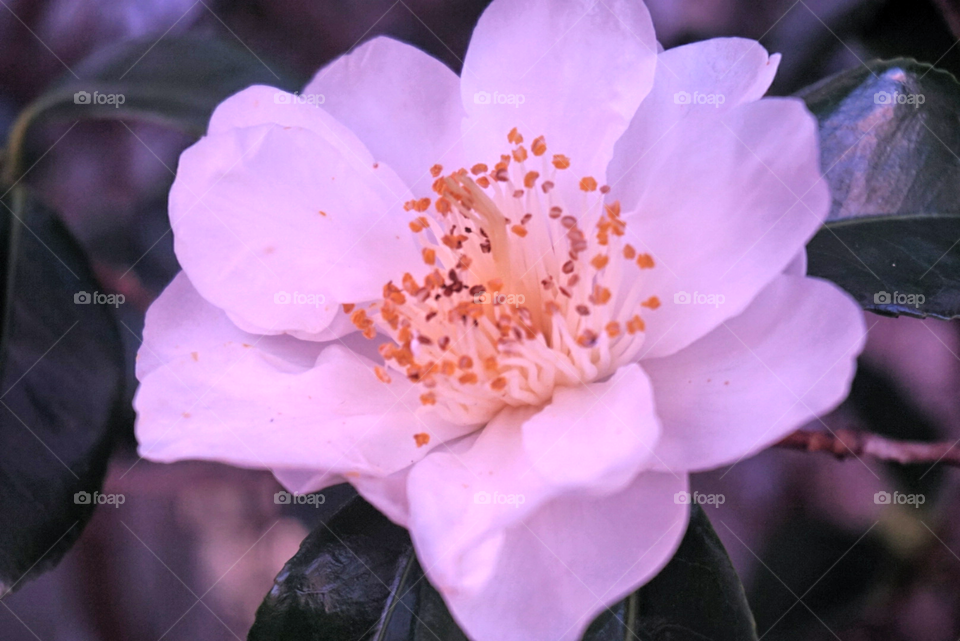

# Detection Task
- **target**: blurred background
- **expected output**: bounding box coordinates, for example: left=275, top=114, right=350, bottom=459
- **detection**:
left=2, top=0, right=960, bottom=639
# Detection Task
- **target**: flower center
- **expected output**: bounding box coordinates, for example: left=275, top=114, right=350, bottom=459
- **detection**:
left=348, top=128, right=660, bottom=426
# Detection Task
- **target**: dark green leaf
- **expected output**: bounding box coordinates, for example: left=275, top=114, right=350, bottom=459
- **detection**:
left=252, top=499, right=755, bottom=641
left=0, top=32, right=295, bottom=595
left=800, top=59, right=960, bottom=319
left=632, top=504, right=757, bottom=640
left=581, top=594, right=636, bottom=640
left=409, top=573, right=469, bottom=641
left=580, top=505, right=757, bottom=641
left=249, top=497, right=413, bottom=641
left=0, top=188, right=125, bottom=593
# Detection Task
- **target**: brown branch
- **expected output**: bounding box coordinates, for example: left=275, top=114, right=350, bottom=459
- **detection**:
left=775, top=429, right=960, bottom=468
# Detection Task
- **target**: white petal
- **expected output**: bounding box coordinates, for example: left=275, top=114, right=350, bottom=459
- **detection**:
left=644, top=274, right=866, bottom=472
left=436, top=471, right=689, bottom=641
left=522, top=363, right=662, bottom=492
left=785, top=247, right=808, bottom=276
left=405, top=380, right=670, bottom=611
left=406, top=407, right=549, bottom=596
left=460, top=0, right=657, bottom=177
left=134, top=273, right=476, bottom=476
left=352, top=468, right=414, bottom=528
left=617, top=97, right=829, bottom=358
left=170, top=86, right=424, bottom=337
left=304, top=36, right=466, bottom=193
left=608, top=37, right=781, bottom=206
left=273, top=469, right=343, bottom=495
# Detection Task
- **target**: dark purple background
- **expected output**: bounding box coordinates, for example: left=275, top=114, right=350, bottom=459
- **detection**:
left=3, top=0, right=960, bottom=639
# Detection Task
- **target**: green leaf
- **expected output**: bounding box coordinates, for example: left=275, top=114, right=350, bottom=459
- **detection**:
left=251, top=499, right=755, bottom=641
left=800, top=59, right=960, bottom=319
left=631, top=504, right=757, bottom=640
left=0, top=188, right=125, bottom=593
left=579, top=505, right=756, bottom=640
left=248, top=497, right=414, bottom=641
left=0, top=33, right=294, bottom=595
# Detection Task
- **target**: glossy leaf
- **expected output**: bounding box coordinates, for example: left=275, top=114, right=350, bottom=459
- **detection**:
left=0, top=189, right=125, bottom=593
left=631, top=504, right=757, bottom=640
left=0, top=35, right=298, bottom=593
left=801, top=59, right=960, bottom=319
left=248, top=497, right=413, bottom=641
left=251, top=499, right=755, bottom=640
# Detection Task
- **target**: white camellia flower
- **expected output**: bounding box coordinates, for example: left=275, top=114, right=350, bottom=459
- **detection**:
left=134, top=0, right=866, bottom=638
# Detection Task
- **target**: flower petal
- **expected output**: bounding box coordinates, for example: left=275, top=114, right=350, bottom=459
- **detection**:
left=406, top=407, right=547, bottom=596
left=404, top=378, right=671, bottom=617
left=424, top=470, right=689, bottom=641
left=522, top=363, right=662, bottom=492
left=134, top=273, right=475, bottom=476
left=351, top=468, right=415, bottom=528
left=643, top=274, right=866, bottom=472
left=616, top=97, right=829, bottom=358
left=785, top=247, right=808, bottom=276
left=272, top=469, right=342, bottom=496
left=303, top=36, right=466, bottom=193
left=171, top=86, right=424, bottom=337
left=460, top=0, right=657, bottom=178
left=608, top=38, right=781, bottom=205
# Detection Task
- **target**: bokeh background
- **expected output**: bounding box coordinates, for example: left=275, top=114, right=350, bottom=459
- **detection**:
left=2, top=0, right=960, bottom=639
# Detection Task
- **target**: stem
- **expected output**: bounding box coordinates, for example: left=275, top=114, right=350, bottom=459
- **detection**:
left=775, top=428, right=960, bottom=467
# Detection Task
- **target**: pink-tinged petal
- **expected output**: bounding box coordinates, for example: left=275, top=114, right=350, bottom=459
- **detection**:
left=134, top=273, right=477, bottom=476
left=406, top=407, right=548, bottom=596
left=273, top=469, right=343, bottom=495
left=435, top=471, right=689, bottom=641
left=225, top=302, right=360, bottom=343
left=352, top=468, right=414, bottom=528
left=522, top=363, right=662, bottom=492
left=171, top=86, right=425, bottom=338
left=206, top=85, right=387, bottom=167
left=304, top=36, right=466, bottom=193
left=608, top=38, right=781, bottom=205
left=644, top=274, right=866, bottom=472
left=405, top=391, right=672, bottom=616
left=785, top=247, right=808, bottom=276
left=460, top=0, right=657, bottom=178
left=616, top=97, right=829, bottom=358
